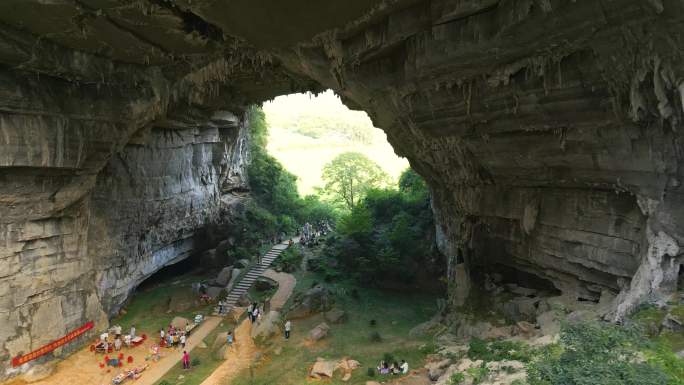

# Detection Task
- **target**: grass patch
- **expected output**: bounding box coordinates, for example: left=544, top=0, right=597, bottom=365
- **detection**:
left=467, top=338, right=535, bottom=363
left=230, top=270, right=437, bottom=385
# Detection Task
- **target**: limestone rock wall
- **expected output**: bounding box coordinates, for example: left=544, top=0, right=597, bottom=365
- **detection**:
left=90, top=110, right=250, bottom=315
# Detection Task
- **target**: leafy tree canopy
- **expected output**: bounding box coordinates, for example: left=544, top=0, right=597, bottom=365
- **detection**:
left=321, top=152, right=390, bottom=210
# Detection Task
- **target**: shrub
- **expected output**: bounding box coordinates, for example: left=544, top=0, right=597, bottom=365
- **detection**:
left=367, top=367, right=375, bottom=377
left=449, top=372, right=465, bottom=385
left=467, top=364, right=490, bottom=385
left=382, top=352, right=394, bottom=364
left=159, top=381, right=172, bottom=385
left=191, top=357, right=200, bottom=367
left=274, top=247, right=303, bottom=273
left=369, top=331, right=382, bottom=342
left=527, top=321, right=671, bottom=385
left=467, top=338, right=534, bottom=363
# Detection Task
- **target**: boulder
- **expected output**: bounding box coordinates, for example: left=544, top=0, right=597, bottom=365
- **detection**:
left=502, top=297, right=539, bottom=322
left=410, top=317, right=443, bottom=337
left=567, top=309, right=599, bottom=323
left=425, top=358, right=452, bottom=381
left=171, top=316, right=191, bottom=329
left=324, top=308, right=346, bottom=324
left=226, top=268, right=241, bottom=291
left=255, top=276, right=278, bottom=291
left=309, top=322, right=330, bottom=341
left=513, top=320, right=537, bottom=338
left=309, top=358, right=336, bottom=378
left=206, top=286, right=224, bottom=299
left=289, top=285, right=333, bottom=318
left=537, top=310, right=562, bottom=336
left=216, top=266, right=234, bottom=286
left=251, top=311, right=281, bottom=341
left=662, top=313, right=683, bottom=332
left=235, top=259, right=250, bottom=269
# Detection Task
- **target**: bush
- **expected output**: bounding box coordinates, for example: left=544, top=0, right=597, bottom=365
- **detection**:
left=467, top=338, right=534, bottom=363
left=159, top=381, right=172, bottom=385
left=527, top=321, right=671, bottom=385
left=274, top=247, right=303, bottom=273
left=367, top=367, right=375, bottom=377
left=369, top=331, right=382, bottom=342
left=449, top=372, right=465, bottom=385
left=467, top=364, right=490, bottom=385
left=191, top=357, right=200, bottom=367
left=382, top=352, right=394, bottom=364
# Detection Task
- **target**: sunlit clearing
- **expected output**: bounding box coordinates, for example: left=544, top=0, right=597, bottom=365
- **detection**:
left=263, top=90, right=408, bottom=195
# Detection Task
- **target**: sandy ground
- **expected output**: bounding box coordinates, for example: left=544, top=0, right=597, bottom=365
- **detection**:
left=10, top=317, right=221, bottom=385
left=199, top=270, right=296, bottom=385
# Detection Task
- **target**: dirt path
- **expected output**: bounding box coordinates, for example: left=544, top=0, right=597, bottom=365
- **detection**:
left=199, top=269, right=296, bottom=385
left=17, top=317, right=221, bottom=385
left=127, top=317, right=221, bottom=385
left=262, top=269, right=296, bottom=310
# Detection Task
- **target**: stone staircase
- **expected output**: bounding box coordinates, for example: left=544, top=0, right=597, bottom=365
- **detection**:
left=214, top=242, right=290, bottom=315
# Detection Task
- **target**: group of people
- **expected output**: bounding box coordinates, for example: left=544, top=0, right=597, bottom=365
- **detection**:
left=298, top=221, right=331, bottom=247
left=247, top=302, right=262, bottom=323
left=160, top=323, right=191, bottom=349
left=98, top=325, right=137, bottom=353
left=376, top=360, right=409, bottom=375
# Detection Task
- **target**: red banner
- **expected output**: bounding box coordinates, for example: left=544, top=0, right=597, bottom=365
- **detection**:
left=11, top=321, right=94, bottom=367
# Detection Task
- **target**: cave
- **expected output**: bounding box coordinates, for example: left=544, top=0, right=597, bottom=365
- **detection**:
left=2, top=0, right=684, bottom=381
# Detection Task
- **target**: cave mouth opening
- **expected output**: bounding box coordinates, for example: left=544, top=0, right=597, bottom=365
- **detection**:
left=136, top=253, right=204, bottom=293
left=262, top=89, right=409, bottom=194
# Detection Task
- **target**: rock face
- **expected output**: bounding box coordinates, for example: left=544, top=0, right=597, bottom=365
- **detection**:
left=2, top=0, right=684, bottom=380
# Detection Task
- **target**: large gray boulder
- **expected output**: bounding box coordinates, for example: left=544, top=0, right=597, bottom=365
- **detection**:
left=255, top=276, right=278, bottom=291
left=308, top=322, right=330, bottom=341
left=288, top=285, right=333, bottom=319
left=216, top=266, right=234, bottom=286
left=251, top=311, right=281, bottom=341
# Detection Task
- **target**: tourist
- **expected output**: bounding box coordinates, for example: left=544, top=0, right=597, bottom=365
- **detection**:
left=185, top=323, right=192, bottom=334
left=180, top=333, right=187, bottom=349
left=288, top=239, right=294, bottom=247
left=218, top=300, right=224, bottom=315
left=247, top=303, right=254, bottom=322
left=257, top=253, right=262, bottom=265
left=284, top=320, right=291, bottom=339
left=114, top=337, right=122, bottom=351
left=124, top=334, right=132, bottom=348
left=391, top=361, right=400, bottom=375
left=227, top=331, right=233, bottom=345
left=400, top=360, right=409, bottom=374
left=182, top=351, right=190, bottom=370
left=251, top=304, right=259, bottom=323
left=167, top=333, right=174, bottom=347
left=100, top=331, right=109, bottom=343
left=160, top=328, right=165, bottom=342
left=130, top=325, right=136, bottom=339
left=377, top=361, right=390, bottom=374
left=113, top=325, right=122, bottom=339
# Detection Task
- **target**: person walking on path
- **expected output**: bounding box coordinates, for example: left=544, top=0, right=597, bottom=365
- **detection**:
left=180, top=334, right=187, bottom=349
left=247, top=303, right=254, bottom=322
left=284, top=320, right=291, bottom=339
left=182, top=351, right=190, bottom=370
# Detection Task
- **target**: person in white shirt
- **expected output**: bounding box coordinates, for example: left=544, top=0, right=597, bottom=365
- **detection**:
left=100, top=332, right=109, bottom=342
left=130, top=325, right=136, bottom=338
left=284, top=320, right=291, bottom=339
left=400, top=360, right=408, bottom=374
left=180, top=334, right=187, bottom=348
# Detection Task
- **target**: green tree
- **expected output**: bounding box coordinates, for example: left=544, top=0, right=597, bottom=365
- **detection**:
left=321, top=152, right=389, bottom=209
